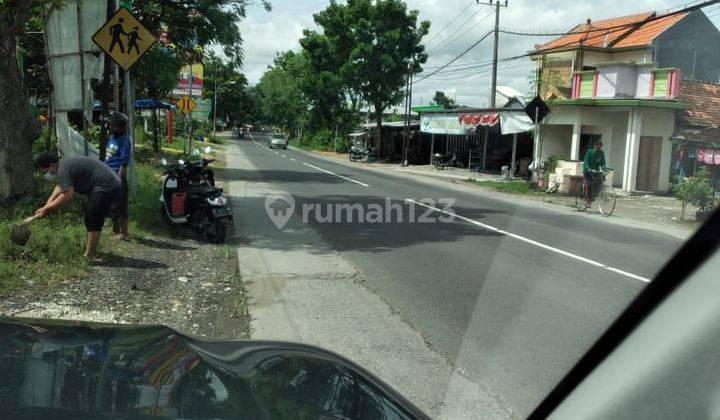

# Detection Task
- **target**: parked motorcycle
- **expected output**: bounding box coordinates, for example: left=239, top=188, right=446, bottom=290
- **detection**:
left=432, top=152, right=461, bottom=170
left=348, top=146, right=369, bottom=162
left=159, top=147, right=232, bottom=243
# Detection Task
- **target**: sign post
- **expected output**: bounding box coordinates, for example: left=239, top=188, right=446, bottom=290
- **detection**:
left=524, top=96, right=550, bottom=183
left=93, top=5, right=155, bottom=196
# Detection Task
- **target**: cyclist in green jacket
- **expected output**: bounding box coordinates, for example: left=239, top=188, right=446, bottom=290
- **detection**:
left=582, top=139, right=607, bottom=207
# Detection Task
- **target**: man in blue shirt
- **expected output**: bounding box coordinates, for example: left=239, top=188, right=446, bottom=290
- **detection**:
left=104, top=112, right=131, bottom=240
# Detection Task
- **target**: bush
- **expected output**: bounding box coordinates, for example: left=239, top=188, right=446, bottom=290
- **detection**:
left=311, top=129, right=333, bottom=151
left=544, top=154, right=567, bottom=175
left=672, top=166, right=716, bottom=221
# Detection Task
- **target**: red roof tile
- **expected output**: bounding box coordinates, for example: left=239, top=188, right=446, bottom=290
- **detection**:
left=678, top=79, right=720, bottom=129
left=537, top=11, right=688, bottom=52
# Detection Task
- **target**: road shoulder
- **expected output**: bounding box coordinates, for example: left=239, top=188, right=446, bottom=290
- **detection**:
left=228, top=139, right=513, bottom=419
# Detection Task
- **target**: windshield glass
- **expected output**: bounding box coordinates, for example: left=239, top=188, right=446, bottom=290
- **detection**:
left=1, top=0, right=719, bottom=418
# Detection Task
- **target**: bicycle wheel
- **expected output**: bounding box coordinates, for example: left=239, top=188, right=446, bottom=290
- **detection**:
left=598, top=185, right=616, bottom=217
left=575, top=181, right=588, bottom=212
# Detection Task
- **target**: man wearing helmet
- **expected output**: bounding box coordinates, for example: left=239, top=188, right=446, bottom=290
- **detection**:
left=104, top=112, right=132, bottom=240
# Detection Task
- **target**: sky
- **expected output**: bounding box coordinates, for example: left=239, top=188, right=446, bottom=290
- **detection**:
left=236, top=0, right=720, bottom=108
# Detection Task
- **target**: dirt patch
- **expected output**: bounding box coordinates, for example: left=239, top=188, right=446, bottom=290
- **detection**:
left=0, top=233, right=249, bottom=339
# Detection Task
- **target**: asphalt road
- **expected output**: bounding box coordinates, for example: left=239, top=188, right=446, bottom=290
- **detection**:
left=229, top=133, right=684, bottom=417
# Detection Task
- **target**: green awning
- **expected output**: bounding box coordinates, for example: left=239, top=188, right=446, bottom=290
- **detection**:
left=411, top=105, right=444, bottom=113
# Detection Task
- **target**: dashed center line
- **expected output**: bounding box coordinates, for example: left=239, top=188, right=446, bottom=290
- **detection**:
left=405, top=199, right=651, bottom=284
left=302, top=162, right=370, bottom=187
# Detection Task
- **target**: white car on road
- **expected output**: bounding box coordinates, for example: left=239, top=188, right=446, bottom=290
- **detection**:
left=269, top=134, right=288, bottom=149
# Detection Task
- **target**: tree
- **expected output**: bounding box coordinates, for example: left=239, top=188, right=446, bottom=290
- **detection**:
left=132, top=0, right=271, bottom=68
left=0, top=0, right=63, bottom=202
left=255, top=51, right=308, bottom=136
left=203, top=52, right=253, bottom=130
left=298, top=0, right=429, bottom=153
left=672, top=166, right=717, bottom=221
left=432, top=91, right=457, bottom=109
left=343, top=0, right=429, bottom=155
left=132, top=46, right=182, bottom=153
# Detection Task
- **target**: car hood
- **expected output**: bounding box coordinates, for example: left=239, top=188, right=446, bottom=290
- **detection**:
left=0, top=317, right=427, bottom=419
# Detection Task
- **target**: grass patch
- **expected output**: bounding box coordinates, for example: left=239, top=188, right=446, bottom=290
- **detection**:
left=288, top=138, right=312, bottom=151
left=0, top=160, right=167, bottom=295
left=468, top=179, right=534, bottom=195
left=0, top=180, right=89, bottom=294
left=128, top=162, right=165, bottom=235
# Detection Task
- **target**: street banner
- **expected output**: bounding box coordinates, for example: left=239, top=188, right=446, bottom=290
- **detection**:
left=420, top=115, right=469, bottom=135
left=500, top=113, right=535, bottom=135
left=174, top=64, right=204, bottom=97
left=192, top=99, right=212, bottom=122
left=459, top=113, right=499, bottom=128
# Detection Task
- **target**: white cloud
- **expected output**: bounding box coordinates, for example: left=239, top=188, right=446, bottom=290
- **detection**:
left=240, top=0, right=720, bottom=105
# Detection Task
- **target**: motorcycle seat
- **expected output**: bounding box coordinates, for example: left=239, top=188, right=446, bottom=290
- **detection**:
left=187, top=185, right=223, bottom=196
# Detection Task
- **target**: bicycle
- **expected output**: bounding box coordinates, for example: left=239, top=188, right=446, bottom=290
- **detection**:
left=575, top=170, right=616, bottom=217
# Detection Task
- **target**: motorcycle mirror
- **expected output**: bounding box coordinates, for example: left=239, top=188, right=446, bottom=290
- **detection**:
left=204, top=146, right=212, bottom=154
left=160, top=158, right=168, bottom=166
left=178, top=159, right=185, bottom=165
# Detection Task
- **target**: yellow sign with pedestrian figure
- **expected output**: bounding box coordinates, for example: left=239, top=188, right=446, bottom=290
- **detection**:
left=92, top=7, right=156, bottom=71
left=177, top=95, right=196, bottom=115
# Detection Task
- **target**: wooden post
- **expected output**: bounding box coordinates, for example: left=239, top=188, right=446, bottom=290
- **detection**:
left=482, top=128, right=489, bottom=171
left=430, top=133, right=435, bottom=165
left=509, top=133, right=518, bottom=179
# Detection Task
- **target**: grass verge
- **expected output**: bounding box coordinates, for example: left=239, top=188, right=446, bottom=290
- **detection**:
left=0, top=160, right=165, bottom=295
left=467, top=179, right=535, bottom=195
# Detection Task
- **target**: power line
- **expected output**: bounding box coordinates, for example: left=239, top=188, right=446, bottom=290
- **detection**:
left=415, top=60, right=525, bottom=83
left=426, top=7, right=486, bottom=54
left=414, top=30, right=494, bottom=85
left=427, top=8, right=494, bottom=55
left=423, top=0, right=476, bottom=46
left=422, top=58, right=494, bottom=70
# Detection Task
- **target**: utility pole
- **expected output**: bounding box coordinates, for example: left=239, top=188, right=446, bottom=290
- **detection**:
left=476, top=0, right=507, bottom=107
left=402, top=71, right=410, bottom=167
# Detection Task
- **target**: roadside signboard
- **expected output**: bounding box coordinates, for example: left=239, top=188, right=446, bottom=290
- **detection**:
left=92, top=7, right=156, bottom=71
left=176, top=95, right=196, bottom=115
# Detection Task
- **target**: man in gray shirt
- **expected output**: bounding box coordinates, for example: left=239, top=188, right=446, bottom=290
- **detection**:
left=34, top=152, right=121, bottom=260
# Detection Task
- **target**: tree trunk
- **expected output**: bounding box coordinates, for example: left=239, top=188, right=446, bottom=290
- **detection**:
left=375, top=104, right=383, bottom=158
left=152, top=107, right=159, bottom=155
left=0, top=32, right=40, bottom=202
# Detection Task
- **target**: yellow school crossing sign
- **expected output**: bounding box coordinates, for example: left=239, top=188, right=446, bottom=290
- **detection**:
left=92, top=7, right=156, bottom=71
left=176, top=95, right=196, bottom=114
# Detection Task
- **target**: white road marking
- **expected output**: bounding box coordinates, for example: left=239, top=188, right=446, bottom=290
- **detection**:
left=405, top=199, right=652, bottom=284
left=290, top=158, right=297, bottom=162
left=303, top=162, right=370, bottom=187
left=281, top=154, right=287, bottom=158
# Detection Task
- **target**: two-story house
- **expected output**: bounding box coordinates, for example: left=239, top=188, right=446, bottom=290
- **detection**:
left=531, top=9, right=720, bottom=193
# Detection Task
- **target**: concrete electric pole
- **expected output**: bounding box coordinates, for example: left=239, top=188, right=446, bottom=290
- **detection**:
left=476, top=0, right=507, bottom=107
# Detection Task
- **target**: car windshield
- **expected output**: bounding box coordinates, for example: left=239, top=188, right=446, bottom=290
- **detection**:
left=2, top=0, right=719, bottom=418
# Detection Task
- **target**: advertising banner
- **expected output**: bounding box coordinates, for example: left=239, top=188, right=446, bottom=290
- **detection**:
left=420, top=114, right=469, bottom=135
left=173, top=63, right=203, bottom=97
